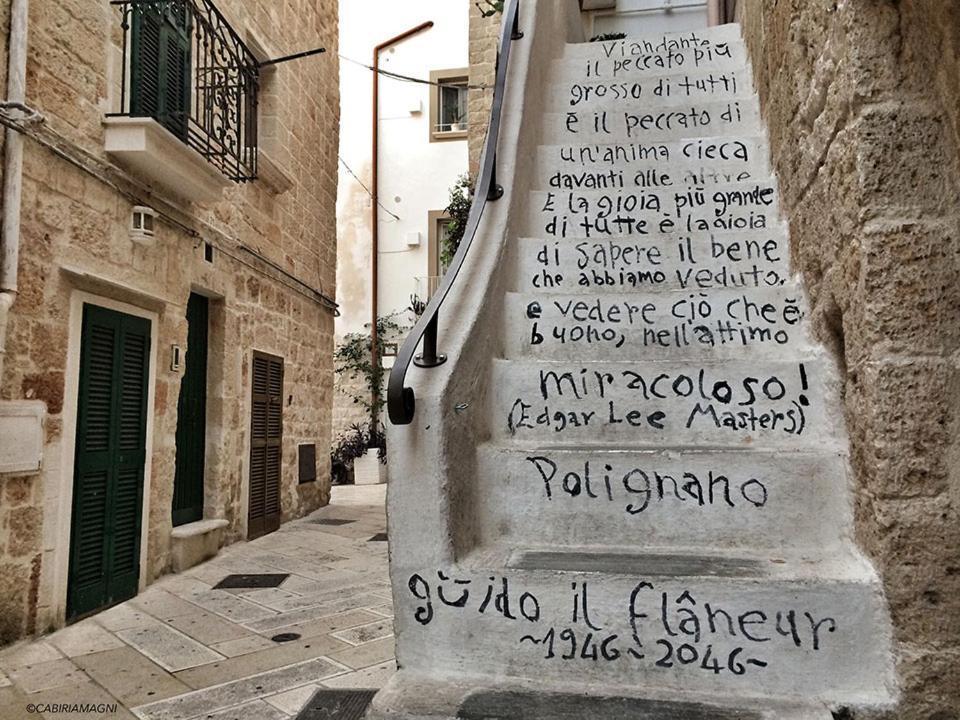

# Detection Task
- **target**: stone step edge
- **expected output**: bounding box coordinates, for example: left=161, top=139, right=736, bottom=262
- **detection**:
left=456, top=545, right=880, bottom=585
left=369, top=668, right=834, bottom=720
left=562, top=24, right=743, bottom=52
left=476, top=440, right=848, bottom=459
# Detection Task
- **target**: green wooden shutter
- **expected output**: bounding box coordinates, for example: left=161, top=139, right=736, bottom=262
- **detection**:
left=130, top=2, right=192, bottom=140
left=249, top=352, right=283, bottom=539
left=173, top=294, right=208, bottom=526
left=68, top=306, right=151, bottom=620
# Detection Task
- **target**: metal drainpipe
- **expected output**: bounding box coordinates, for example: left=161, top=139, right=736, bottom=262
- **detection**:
left=0, top=0, right=29, bottom=381
left=370, top=20, right=433, bottom=429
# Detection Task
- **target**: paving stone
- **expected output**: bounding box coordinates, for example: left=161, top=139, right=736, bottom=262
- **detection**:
left=172, top=635, right=351, bottom=690
left=330, top=620, right=393, bottom=647
left=115, top=624, right=226, bottom=672
left=95, top=604, right=156, bottom=632
left=245, top=595, right=386, bottom=633
left=208, top=635, right=278, bottom=658
left=274, top=610, right=383, bottom=641
left=0, top=685, right=35, bottom=719
left=47, top=621, right=126, bottom=658
left=263, top=683, right=322, bottom=715
left=327, top=637, right=395, bottom=671
left=73, top=647, right=191, bottom=707
left=164, top=610, right=253, bottom=646
left=179, top=590, right=279, bottom=623
left=0, top=641, right=63, bottom=672
left=7, top=658, right=88, bottom=694
left=204, top=699, right=288, bottom=720
left=366, top=605, right=393, bottom=619
left=27, top=681, right=134, bottom=719
left=133, top=658, right=348, bottom=720
left=321, top=660, right=397, bottom=690
left=129, top=589, right=205, bottom=620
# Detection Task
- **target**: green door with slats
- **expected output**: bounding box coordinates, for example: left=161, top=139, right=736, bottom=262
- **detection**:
left=68, top=305, right=151, bottom=621
left=172, top=293, right=208, bottom=526
left=248, top=352, right=283, bottom=539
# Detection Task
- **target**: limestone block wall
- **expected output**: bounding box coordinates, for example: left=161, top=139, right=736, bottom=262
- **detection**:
left=467, top=5, right=502, bottom=176
left=736, top=1, right=960, bottom=716
left=0, top=0, right=340, bottom=643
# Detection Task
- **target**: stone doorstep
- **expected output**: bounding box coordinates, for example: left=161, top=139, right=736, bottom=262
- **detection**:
left=170, top=519, right=230, bottom=574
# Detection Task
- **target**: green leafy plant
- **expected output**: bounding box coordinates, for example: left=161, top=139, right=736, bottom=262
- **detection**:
left=330, top=424, right=370, bottom=484
left=476, top=0, right=504, bottom=17
left=590, top=32, right=627, bottom=42
left=442, top=174, right=475, bottom=268
left=409, top=293, right=427, bottom=317
left=334, top=313, right=405, bottom=432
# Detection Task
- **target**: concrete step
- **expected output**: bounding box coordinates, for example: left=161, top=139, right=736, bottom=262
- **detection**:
left=388, top=553, right=894, bottom=706
left=541, top=100, right=763, bottom=145
left=546, top=68, right=755, bottom=114
left=552, top=45, right=749, bottom=85
left=473, top=444, right=849, bottom=553
left=534, top=136, right=771, bottom=191
left=369, top=670, right=834, bottom=720
left=521, top=182, right=781, bottom=240
left=502, top=286, right=809, bottom=361
left=490, top=357, right=838, bottom=448
left=562, top=25, right=744, bottom=61
left=512, top=228, right=791, bottom=294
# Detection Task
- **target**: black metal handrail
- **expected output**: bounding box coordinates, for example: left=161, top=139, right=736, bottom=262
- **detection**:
left=387, top=0, right=523, bottom=426
left=110, top=0, right=259, bottom=182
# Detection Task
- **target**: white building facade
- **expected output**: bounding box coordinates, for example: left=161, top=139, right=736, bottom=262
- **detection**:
left=336, top=0, right=470, bottom=339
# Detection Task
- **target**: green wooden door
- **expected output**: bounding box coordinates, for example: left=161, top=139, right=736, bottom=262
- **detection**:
left=172, top=293, right=208, bottom=527
left=248, top=352, right=283, bottom=539
left=68, top=305, right=151, bottom=621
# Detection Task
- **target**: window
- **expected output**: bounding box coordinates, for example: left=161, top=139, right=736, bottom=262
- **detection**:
left=430, top=69, right=469, bottom=142
left=129, top=3, right=193, bottom=141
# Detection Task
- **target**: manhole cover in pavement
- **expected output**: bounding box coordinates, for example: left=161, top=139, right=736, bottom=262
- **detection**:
left=213, top=573, right=289, bottom=589
left=296, top=689, right=377, bottom=720
left=271, top=632, right=302, bottom=643
left=368, top=532, right=388, bottom=542
left=311, top=518, right=354, bottom=526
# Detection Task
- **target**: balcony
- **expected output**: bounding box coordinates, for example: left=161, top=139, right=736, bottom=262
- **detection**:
left=106, top=0, right=259, bottom=201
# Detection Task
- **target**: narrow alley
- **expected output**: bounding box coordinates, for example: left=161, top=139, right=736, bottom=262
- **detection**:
left=0, top=486, right=394, bottom=719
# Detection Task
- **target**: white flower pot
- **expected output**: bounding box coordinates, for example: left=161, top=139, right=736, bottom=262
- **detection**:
left=354, top=449, right=385, bottom=485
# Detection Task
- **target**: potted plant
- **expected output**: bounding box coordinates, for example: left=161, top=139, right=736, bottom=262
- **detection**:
left=330, top=425, right=369, bottom=485
left=333, top=313, right=405, bottom=485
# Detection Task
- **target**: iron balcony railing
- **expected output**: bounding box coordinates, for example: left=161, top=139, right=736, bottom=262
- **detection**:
left=110, top=0, right=259, bottom=182
left=387, top=0, right=523, bottom=425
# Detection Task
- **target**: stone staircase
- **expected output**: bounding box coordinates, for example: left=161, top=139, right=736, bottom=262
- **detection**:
left=374, top=16, right=895, bottom=720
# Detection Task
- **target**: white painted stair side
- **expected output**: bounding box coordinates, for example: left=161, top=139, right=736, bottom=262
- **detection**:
left=503, top=286, right=811, bottom=361
left=541, top=100, right=764, bottom=145
left=472, top=444, right=851, bottom=553
left=512, top=228, right=791, bottom=294
left=384, top=15, right=896, bottom=718
left=491, top=357, right=839, bottom=448
left=562, top=25, right=745, bottom=60
left=533, top=136, right=772, bottom=189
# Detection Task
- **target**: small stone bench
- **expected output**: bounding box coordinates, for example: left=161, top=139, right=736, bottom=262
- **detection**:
left=170, top=518, right=229, bottom=572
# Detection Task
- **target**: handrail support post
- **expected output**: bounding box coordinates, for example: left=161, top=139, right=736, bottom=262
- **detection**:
left=414, top=313, right=447, bottom=368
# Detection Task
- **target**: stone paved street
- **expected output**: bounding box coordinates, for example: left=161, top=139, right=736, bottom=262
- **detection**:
left=0, top=485, right=394, bottom=720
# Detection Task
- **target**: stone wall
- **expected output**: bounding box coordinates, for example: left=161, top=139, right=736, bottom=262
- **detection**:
left=737, top=1, right=960, bottom=716
left=467, top=4, right=502, bottom=176
left=0, top=0, right=340, bottom=643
